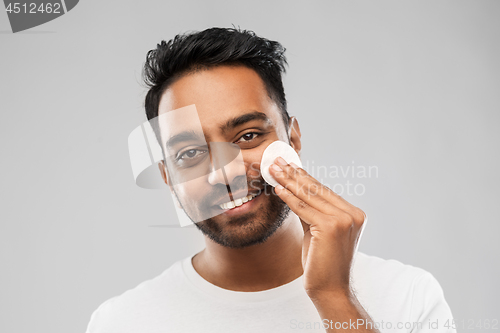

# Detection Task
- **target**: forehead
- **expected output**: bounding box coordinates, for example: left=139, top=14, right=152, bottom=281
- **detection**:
left=157, top=65, right=284, bottom=141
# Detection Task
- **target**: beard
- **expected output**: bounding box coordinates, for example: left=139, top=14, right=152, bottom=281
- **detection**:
left=175, top=175, right=291, bottom=249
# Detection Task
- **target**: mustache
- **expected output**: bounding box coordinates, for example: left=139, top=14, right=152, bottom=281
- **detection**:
left=201, top=175, right=270, bottom=208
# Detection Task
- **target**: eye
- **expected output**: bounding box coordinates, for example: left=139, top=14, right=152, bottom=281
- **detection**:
left=178, top=148, right=207, bottom=160
left=236, top=132, right=259, bottom=143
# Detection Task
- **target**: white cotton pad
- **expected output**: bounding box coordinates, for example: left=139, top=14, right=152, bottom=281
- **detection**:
left=260, top=140, right=302, bottom=187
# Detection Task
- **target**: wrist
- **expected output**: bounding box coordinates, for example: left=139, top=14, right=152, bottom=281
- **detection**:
left=306, top=287, right=355, bottom=306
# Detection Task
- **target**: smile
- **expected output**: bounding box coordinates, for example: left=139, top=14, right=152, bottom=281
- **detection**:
left=218, top=193, right=260, bottom=210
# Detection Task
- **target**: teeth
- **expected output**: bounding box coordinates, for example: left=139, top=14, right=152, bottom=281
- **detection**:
left=219, top=193, right=258, bottom=210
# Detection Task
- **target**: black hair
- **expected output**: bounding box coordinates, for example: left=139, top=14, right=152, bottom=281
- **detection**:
left=142, top=27, right=289, bottom=144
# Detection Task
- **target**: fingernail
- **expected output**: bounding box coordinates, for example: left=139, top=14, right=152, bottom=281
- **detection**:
left=271, top=163, right=282, bottom=171
left=290, top=162, right=299, bottom=169
left=276, top=156, right=287, bottom=166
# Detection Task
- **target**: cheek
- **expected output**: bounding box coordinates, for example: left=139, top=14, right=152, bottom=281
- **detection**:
left=174, top=177, right=209, bottom=199
left=242, top=136, right=283, bottom=177
left=167, top=158, right=212, bottom=187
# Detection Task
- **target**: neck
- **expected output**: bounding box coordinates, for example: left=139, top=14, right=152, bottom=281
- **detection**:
left=192, top=213, right=304, bottom=292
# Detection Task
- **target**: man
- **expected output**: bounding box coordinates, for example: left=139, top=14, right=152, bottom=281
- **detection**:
left=86, top=27, right=455, bottom=332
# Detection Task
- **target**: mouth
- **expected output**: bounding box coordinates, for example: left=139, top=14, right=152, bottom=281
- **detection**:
left=215, top=191, right=264, bottom=216
left=218, top=192, right=260, bottom=210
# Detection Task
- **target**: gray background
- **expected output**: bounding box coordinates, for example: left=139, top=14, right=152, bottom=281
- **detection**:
left=1, top=1, right=499, bottom=332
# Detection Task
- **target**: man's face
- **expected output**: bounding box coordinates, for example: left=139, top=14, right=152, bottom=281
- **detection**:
left=157, top=65, right=293, bottom=248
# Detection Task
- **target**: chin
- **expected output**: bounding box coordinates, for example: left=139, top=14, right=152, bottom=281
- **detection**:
left=194, top=199, right=291, bottom=249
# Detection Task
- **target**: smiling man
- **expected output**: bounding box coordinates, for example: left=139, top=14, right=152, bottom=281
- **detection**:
left=86, top=28, right=456, bottom=333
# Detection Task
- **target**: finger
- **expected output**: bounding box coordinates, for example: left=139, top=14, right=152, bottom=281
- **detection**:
left=276, top=183, right=361, bottom=239
left=271, top=157, right=364, bottom=222
left=274, top=158, right=349, bottom=209
left=273, top=184, right=327, bottom=227
left=270, top=161, right=336, bottom=215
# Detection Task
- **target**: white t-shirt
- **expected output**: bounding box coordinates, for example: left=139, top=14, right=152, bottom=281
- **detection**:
left=85, top=251, right=456, bottom=332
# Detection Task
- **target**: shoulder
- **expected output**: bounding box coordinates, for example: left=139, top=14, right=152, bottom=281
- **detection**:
left=352, top=251, right=440, bottom=297
left=85, top=258, right=187, bottom=333
left=352, top=251, right=431, bottom=282
left=351, top=252, right=455, bottom=330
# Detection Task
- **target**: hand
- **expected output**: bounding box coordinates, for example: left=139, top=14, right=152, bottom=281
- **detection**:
left=269, top=156, right=366, bottom=299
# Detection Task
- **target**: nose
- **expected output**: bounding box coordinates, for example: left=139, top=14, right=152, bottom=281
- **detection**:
left=207, top=142, right=247, bottom=187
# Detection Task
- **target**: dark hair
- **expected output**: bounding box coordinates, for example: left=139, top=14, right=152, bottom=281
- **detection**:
left=143, top=27, right=289, bottom=145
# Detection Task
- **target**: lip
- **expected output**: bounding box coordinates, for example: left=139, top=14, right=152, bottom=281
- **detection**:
left=215, top=191, right=263, bottom=217
left=211, top=189, right=262, bottom=207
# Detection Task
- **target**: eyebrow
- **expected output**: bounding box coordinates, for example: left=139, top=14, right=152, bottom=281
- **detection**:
left=165, top=111, right=271, bottom=149
left=165, top=130, right=205, bottom=150
left=220, top=111, right=271, bottom=135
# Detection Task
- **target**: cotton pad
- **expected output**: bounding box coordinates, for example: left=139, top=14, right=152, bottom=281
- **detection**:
left=260, top=140, right=302, bottom=187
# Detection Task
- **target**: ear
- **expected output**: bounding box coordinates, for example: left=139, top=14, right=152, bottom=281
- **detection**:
left=158, top=160, right=170, bottom=185
left=158, top=161, right=182, bottom=209
left=288, top=116, right=302, bottom=156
